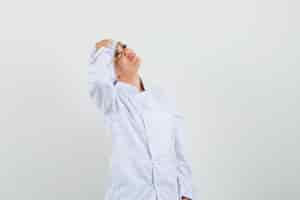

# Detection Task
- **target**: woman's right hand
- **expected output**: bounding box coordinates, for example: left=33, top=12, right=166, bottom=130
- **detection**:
left=95, top=39, right=113, bottom=50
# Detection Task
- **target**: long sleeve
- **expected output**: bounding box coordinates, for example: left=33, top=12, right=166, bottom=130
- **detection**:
left=87, top=43, right=117, bottom=115
left=173, top=112, right=194, bottom=200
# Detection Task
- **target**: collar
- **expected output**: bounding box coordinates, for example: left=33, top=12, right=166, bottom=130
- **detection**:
left=114, top=75, right=150, bottom=96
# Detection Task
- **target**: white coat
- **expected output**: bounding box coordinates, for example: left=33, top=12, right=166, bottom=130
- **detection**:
left=87, top=42, right=194, bottom=200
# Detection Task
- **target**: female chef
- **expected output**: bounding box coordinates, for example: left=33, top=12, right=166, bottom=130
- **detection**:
left=88, top=38, right=194, bottom=200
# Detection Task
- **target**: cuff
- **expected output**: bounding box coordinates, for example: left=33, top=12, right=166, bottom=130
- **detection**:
left=181, top=196, right=192, bottom=200
left=177, top=176, right=193, bottom=200
left=90, top=40, right=118, bottom=64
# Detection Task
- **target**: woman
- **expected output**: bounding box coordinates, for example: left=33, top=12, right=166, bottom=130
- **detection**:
left=88, top=38, right=194, bottom=200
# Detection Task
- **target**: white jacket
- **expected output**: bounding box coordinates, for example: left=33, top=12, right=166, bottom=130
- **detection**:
left=87, top=42, right=194, bottom=200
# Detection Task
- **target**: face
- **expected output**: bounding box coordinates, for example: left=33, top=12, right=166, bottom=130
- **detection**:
left=113, top=41, right=141, bottom=80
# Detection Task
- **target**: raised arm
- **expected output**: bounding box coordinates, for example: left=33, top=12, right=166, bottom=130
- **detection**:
left=87, top=39, right=118, bottom=115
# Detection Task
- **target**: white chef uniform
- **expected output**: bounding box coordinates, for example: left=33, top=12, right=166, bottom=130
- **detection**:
left=87, top=40, right=194, bottom=200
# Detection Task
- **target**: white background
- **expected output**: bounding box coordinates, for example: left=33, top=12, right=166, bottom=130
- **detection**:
left=0, top=0, right=299, bottom=199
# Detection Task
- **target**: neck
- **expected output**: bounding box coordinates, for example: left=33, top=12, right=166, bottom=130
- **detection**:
left=118, top=74, right=144, bottom=92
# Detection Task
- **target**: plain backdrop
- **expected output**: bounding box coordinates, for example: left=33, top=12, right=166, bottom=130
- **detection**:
left=0, top=0, right=299, bottom=200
